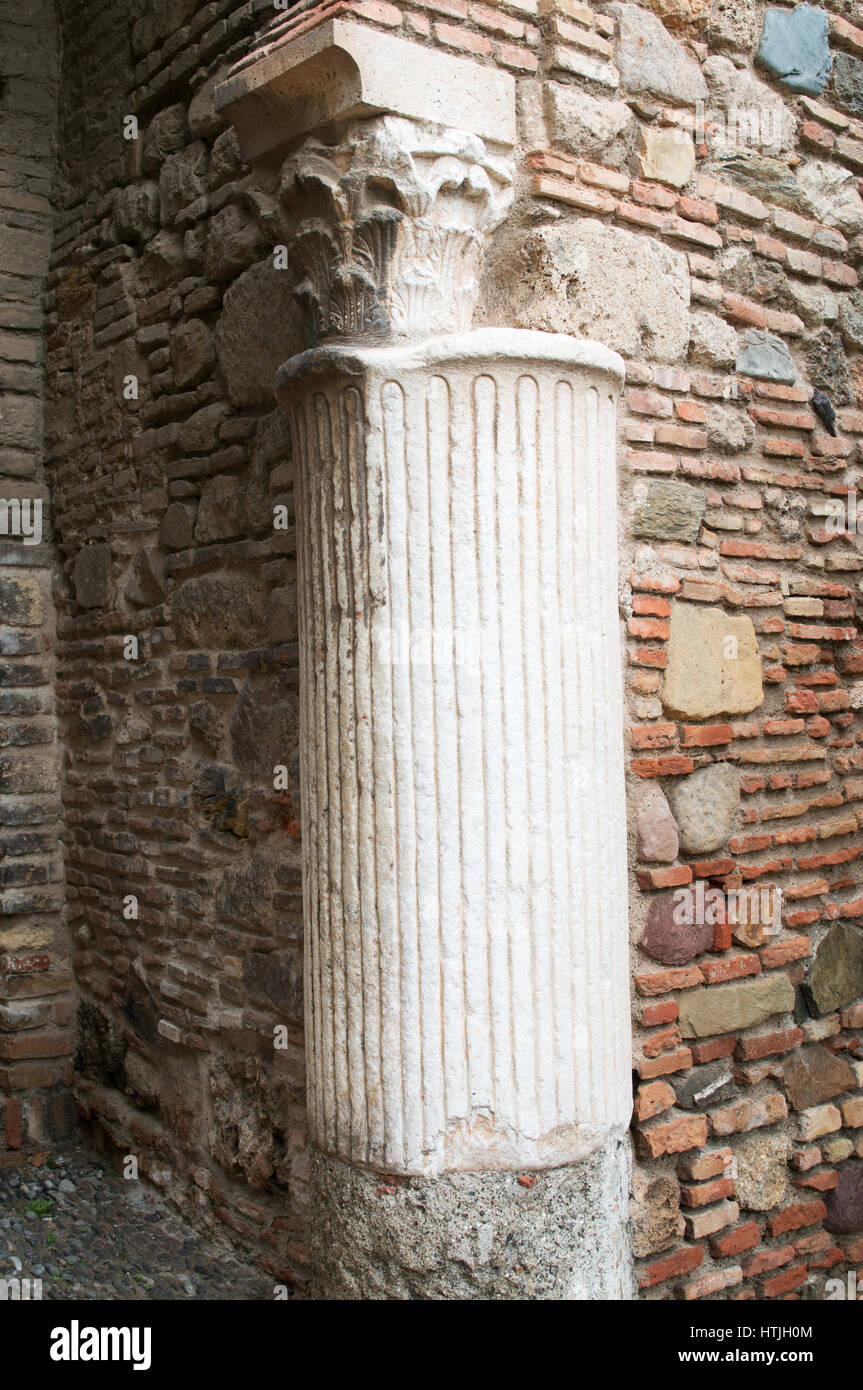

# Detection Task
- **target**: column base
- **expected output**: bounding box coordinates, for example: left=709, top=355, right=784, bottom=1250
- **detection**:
left=310, top=1137, right=633, bottom=1300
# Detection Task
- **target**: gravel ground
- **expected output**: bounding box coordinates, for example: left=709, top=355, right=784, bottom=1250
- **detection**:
left=0, top=1146, right=274, bottom=1300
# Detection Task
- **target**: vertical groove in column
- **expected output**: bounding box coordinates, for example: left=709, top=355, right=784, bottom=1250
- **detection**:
left=289, top=337, right=628, bottom=1176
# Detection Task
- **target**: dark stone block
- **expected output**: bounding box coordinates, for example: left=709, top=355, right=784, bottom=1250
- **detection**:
left=824, top=1161, right=863, bottom=1234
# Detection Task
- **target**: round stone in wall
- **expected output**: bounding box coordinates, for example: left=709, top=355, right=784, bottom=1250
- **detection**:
left=667, top=761, right=740, bottom=854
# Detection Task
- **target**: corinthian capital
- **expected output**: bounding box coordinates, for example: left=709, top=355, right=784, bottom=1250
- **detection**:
left=280, top=117, right=514, bottom=340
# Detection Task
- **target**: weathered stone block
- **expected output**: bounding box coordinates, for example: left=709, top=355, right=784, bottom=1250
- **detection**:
left=229, top=673, right=298, bottom=778
left=736, top=328, right=796, bottom=383
left=204, top=204, right=267, bottom=283
left=639, top=127, right=695, bottom=188
left=674, top=1061, right=736, bottom=1111
left=610, top=3, right=708, bottom=103
left=158, top=502, right=196, bottom=552
left=797, top=160, right=863, bottom=236
left=689, top=310, right=739, bottom=367
left=70, top=544, right=112, bottom=610
left=179, top=401, right=231, bottom=454
left=171, top=317, right=215, bottom=389
left=678, top=973, right=795, bottom=1038
left=631, top=1169, right=684, bottom=1256
left=515, top=220, right=691, bottom=361
left=0, top=575, right=42, bottom=627
left=734, top=1128, right=790, bottom=1211
left=641, top=891, right=714, bottom=965
left=158, top=142, right=207, bottom=223
left=782, top=1044, right=857, bottom=1111
left=633, top=479, right=706, bottom=543
left=546, top=82, right=635, bottom=160
left=172, top=574, right=268, bottom=649
left=804, top=923, right=863, bottom=1016
left=214, top=259, right=306, bottom=406
left=667, top=761, right=740, bottom=854
left=830, top=51, right=863, bottom=118
left=823, top=1160, right=863, bottom=1233
left=661, top=603, right=764, bottom=720
left=756, top=4, right=831, bottom=95
left=703, top=55, right=797, bottom=154
left=194, top=475, right=244, bottom=544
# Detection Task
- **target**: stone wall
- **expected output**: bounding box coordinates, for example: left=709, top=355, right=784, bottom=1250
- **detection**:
left=2, top=0, right=860, bottom=1296
left=45, top=0, right=310, bottom=1287
left=0, top=0, right=75, bottom=1163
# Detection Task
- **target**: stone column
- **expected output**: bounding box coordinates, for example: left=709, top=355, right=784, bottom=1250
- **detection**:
left=218, top=20, right=633, bottom=1300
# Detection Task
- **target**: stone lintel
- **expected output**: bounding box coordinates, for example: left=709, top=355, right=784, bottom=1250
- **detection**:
left=215, top=17, right=517, bottom=161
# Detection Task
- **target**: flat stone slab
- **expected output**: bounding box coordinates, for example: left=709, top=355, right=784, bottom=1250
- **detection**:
left=756, top=4, right=832, bottom=95
left=661, top=602, right=764, bottom=720
left=736, top=328, right=796, bottom=383
left=678, top=973, right=795, bottom=1038
left=639, top=127, right=695, bottom=188
left=782, top=1043, right=857, bottom=1111
left=804, top=922, right=863, bottom=1015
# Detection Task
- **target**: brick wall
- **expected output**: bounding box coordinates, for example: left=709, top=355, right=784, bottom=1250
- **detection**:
left=0, top=0, right=75, bottom=1164
left=44, top=0, right=310, bottom=1287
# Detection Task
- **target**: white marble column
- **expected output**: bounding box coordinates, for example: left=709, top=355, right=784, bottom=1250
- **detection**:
left=218, top=23, right=633, bottom=1298
left=277, top=330, right=630, bottom=1180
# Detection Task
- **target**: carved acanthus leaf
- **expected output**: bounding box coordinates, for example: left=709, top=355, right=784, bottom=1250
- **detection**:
left=280, top=116, right=514, bottom=339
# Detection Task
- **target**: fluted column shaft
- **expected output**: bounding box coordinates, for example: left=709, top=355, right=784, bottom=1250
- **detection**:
left=278, top=330, right=630, bottom=1181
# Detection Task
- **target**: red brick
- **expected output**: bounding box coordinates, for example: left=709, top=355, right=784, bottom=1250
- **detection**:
left=639, top=1244, right=704, bottom=1289
left=760, top=938, right=811, bottom=969
left=735, top=1025, right=804, bottom=1060
left=691, top=1036, right=737, bottom=1064
left=680, top=723, right=733, bottom=747
left=641, top=999, right=679, bottom=1026
left=434, top=20, right=493, bottom=52
left=701, top=954, right=760, bottom=984
left=634, top=1080, right=677, bottom=1121
left=636, top=965, right=705, bottom=996
left=630, top=721, right=676, bottom=748
left=675, top=1266, right=743, bottom=1299
left=709, top=1221, right=760, bottom=1257
left=762, top=1264, right=808, bottom=1298
left=678, top=1147, right=732, bottom=1181
left=768, top=1200, right=827, bottom=1237
left=636, top=1047, right=693, bottom=1079
left=635, top=1113, right=709, bottom=1158
left=681, top=1177, right=735, bottom=1208
left=742, top=1245, right=796, bottom=1277
left=631, top=755, right=695, bottom=778
left=635, top=864, right=693, bottom=889
left=724, top=292, right=768, bottom=327
left=3, top=1098, right=21, bottom=1150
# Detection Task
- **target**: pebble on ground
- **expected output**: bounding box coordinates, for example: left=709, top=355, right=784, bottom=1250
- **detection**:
left=0, top=1147, right=276, bottom=1299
